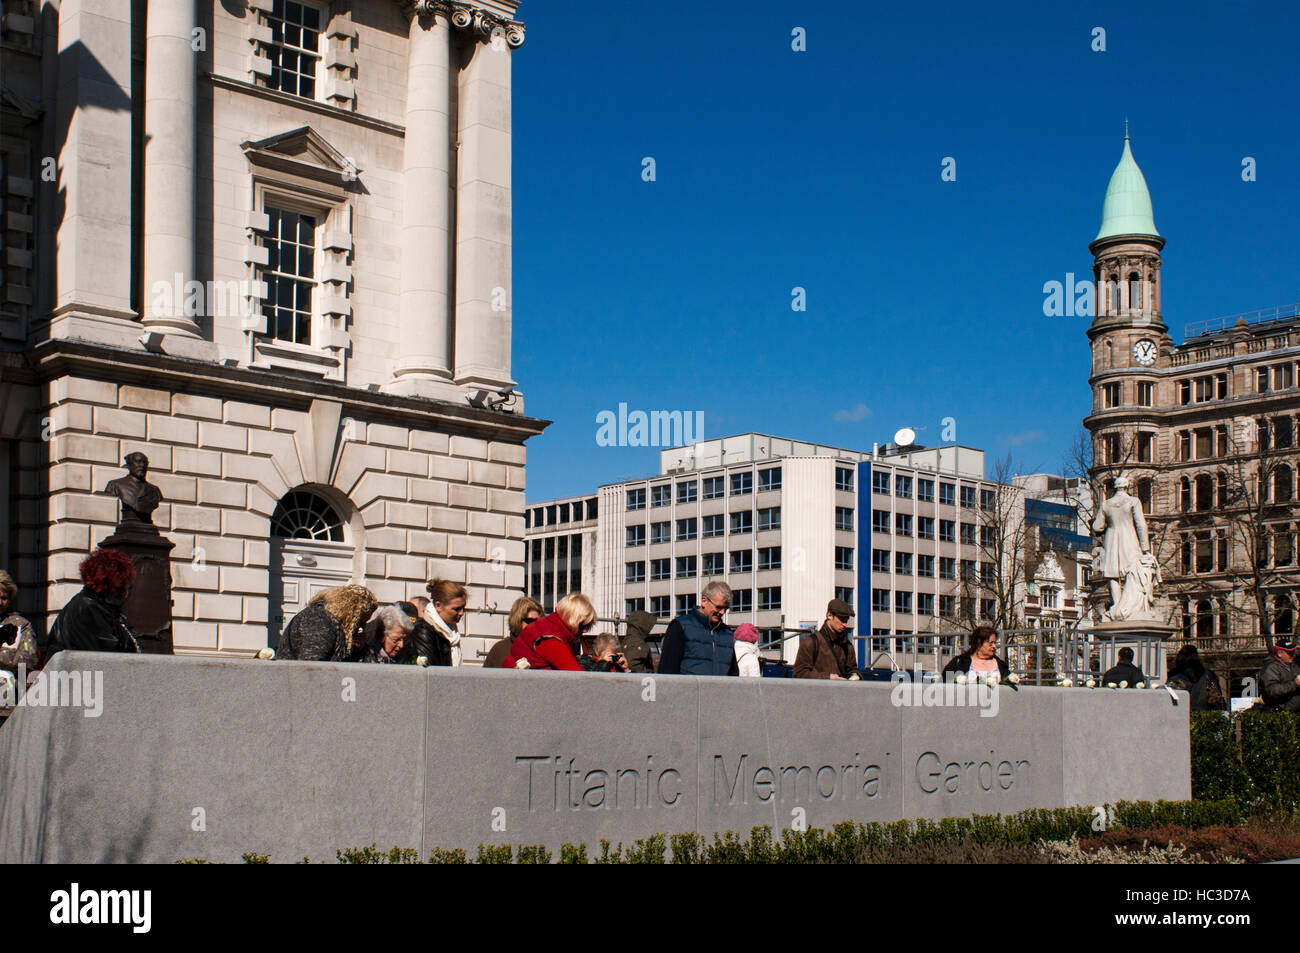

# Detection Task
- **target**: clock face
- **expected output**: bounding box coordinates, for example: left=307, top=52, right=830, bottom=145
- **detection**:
left=1133, top=339, right=1158, bottom=366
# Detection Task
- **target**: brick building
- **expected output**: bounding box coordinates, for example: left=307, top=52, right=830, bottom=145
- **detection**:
left=0, top=1, right=547, bottom=657
left=1083, top=135, right=1299, bottom=668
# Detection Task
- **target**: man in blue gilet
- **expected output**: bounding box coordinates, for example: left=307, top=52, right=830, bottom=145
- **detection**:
left=657, top=581, right=737, bottom=676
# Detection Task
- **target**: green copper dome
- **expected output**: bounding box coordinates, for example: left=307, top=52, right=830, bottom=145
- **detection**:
left=1094, top=136, right=1160, bottom=242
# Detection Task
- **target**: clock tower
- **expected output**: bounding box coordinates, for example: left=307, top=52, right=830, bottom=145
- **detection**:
left=1084, top=134, right=1167, bottom=496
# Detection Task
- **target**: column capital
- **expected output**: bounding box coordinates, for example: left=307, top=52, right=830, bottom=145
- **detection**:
left=407, top=1, right=525, bottom=47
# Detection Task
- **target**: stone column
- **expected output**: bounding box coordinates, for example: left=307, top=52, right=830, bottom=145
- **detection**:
left=454, top=17, right=523, bottom=393
left=51, top=0, right=136, bottom=335
left=389, top=3, right=458, bottom=398
left=142, top=0, right=199, bottom=337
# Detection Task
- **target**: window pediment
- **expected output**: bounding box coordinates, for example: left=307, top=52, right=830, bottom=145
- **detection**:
left=241, top=126, right=359, bottom=198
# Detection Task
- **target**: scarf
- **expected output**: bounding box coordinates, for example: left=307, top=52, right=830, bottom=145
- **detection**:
left=424, top=603, right=462, bottom=667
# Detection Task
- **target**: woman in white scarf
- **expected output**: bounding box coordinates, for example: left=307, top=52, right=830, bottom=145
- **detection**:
left=423, top=579, right=467, bottom=666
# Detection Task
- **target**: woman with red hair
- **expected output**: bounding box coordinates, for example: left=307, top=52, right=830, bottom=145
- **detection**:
left=45, top=549, right=141, bottom=656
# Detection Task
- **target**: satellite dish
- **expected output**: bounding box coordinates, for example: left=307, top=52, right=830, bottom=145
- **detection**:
left=894, top=427, right=916, bottom=447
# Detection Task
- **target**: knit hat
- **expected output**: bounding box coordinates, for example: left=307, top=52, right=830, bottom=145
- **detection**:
left=733, top=623, right=760, bottom=644
left=1274, top=636, right=1297, bottom=652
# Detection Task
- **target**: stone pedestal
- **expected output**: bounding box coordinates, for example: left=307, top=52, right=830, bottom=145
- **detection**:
left=1090, top=619, right=1178, bottom=683
left=98, top=527, right=175, bottom=655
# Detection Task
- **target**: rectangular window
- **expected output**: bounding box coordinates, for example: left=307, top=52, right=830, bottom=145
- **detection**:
left=834, top=587, right=853, bottom=608
left=918, top=479, right=935, bottom=502
left=873, top=471, right=891, bottom=495
left=917, top=554, right=935, bottom=577
left=872, top=549, right=890, bottom=573
left=836, top=507, right=855, bottom=532
left=730, top=511, right=753, bottom=535
left=980, top=488, right=996, bottom=510
left=758, top=546, right=782, bottom=571
left=651, top=484, right=671, bottom=507
left=625, top=598, right=645, bottom=616
left=702, top=476, right=725, bottom=500
left=731, top=589, right=753, bottom=612
left=1195, top=531, right=1212, bottom=573
left=979, top=525, right=994, bottom=548
left=939, top=557, right=956, bottom=579
left=558, top=502, right=570, bottom=523
left=836, top=467, right=855, bottom=492
left=980, top=562, right=994, bottom=584
left=895, top=591, right=912, bottom=613
left=676, top=518, right=697, bottom=541
left=264, top=0, right=322, bottom=99
left=730, top=550, right=753, bottom=573
left=730, top=471, right=753, bottom=496
left=895, top=475, right=913, bottom=499
left=626, top=525, right=645, bottom=547
left=872, top=510, right=890, bottom=534
left=939, top=595, right=955, bottom=617
left=835, top=546, right=854, bottom=571
left=895, top=513, right=912, bottom=537
left=262, top=206, right=318, bottom=344
left=702, top=552, right=724, bottom=576
left=1137, top=381, right=1154, bottom=406
left=918, top=516, right=935, bottom=539
left=1179, top=379, right=1192, bottom=405
left=980, top=598, right=995, bottom=619
left=960, top=523, right=976, bottom=546
left=960, top=486, right=976, bottom=509
left=758, top=467, right=782, bottom=492
left=702, top=514, right=725, bottom=538
left=676, top=594, right=694, bottom=615
left=676, top=555, right=697, bottom=579
left=1178, top=431, right=1191, bottom=462
left=650, top=595, right=670, bottom=618
left=939, top=483, right=956, bottom=506
left=895, top=552, right=912, bottom=575
left=758, top=586, right=781, bottom=611
left=917, top=593, right=935, bottom=615
left=939, top=519, right=956, bottom=543
left=1216, top=372, right=1229, bottom=399
left=626, top=488, right=646, bottom=511
left=650, top=558, right=671, bottom=581
left=1137, top=432, right=1154, bottom=463
left=676, top=481, right=698, bottom=504
left=757, top=506, right=782, bottom=531
left=625, top=561, right=645, bottom=583
left=1102, top=382, right=1120, bottom=408
left=1103, top=433, right=1121, bottom=464
left=872, top=589, right=890, bottom=613
left=650, top=521, right=671, bottom=544
left=1195, top=427, right=1212, bottom=459
left=961, top=559, right=975, bottom=580
left=1215, top=425, right=1228, bottom=458
left=1257, top=367, right=1270, bottom=393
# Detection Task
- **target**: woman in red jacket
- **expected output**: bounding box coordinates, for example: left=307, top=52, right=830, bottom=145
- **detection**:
left=502, top=593, right=596, bottom=671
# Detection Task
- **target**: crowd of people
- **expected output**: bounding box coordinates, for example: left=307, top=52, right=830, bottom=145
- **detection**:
left=2, top=551, right=1300, bottom=716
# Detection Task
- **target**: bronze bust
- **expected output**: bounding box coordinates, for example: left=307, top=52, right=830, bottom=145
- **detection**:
left=104, top=452, right=163, bottom=526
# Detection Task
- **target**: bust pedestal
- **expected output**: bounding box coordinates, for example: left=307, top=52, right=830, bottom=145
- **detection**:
left=98, top=524, right=175, bottom=655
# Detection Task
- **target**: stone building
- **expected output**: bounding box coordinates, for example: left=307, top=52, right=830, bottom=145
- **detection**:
left=0, top=0, right=547, bottom=658
left=1083, top=135, right=1300, bottom=667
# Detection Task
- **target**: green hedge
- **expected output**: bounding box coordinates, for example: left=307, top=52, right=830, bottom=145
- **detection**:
left=210, top=798, right=1236, bottom=864
left=1191, top=710, right=1300, bottom=813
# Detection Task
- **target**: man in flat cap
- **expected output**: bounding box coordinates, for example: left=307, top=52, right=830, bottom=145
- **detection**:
left=793, top=598, right=861, bottom=680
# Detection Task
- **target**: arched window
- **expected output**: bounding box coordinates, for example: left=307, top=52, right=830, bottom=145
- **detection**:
left=1195, top=474, right=1213, bottom=511
left=1196, top=599, right=1214, bottom=643
left=1137, top=477, right=1152, bottom=512
left=1128, top=271, right=1142, bottom=311
left=1179, top=477, right=1192, bottom=512
left=1275, top=464, right=1293, bottom=503
left=271, top=490, right=345, bottom=541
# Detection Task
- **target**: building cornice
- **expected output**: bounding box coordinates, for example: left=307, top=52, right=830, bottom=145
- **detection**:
left=205, top=73, right=407, bottom=137
left=28, top=339, right=550, bottom=442
left=407, top=1, right=526, bottom=47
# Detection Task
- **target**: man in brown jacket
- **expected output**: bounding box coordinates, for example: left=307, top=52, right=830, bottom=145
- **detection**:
left=793, top=599, right=861, bottom=680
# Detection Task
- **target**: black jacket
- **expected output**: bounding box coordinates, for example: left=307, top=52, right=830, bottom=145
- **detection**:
left=45, top=587, right=140, bottom=657
left=1101, top=660, right=1146, bottom=687
left=403, top=602, right=451, bottom=667
left=622, top=611, right=657, bottom=674
left=942, top=654, right=1011, bottom=681
left=1168, top=659, right=1227, bottom=711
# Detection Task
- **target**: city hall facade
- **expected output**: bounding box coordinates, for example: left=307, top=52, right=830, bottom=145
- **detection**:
left=0, top=0, right=546, bottom=658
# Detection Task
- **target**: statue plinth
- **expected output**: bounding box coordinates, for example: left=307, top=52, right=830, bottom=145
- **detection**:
left=99, top=452, right=174, bottom=654
left=1090, top=618, right=1179, bottom=683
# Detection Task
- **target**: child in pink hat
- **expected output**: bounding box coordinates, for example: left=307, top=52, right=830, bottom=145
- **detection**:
left=733, top=623, right=761, bottom=677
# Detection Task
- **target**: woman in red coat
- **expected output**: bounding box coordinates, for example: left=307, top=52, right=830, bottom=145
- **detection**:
left=502, top=593, right=596, bottom=671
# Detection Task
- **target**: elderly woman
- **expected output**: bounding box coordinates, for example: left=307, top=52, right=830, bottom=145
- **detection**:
left=482, top=596, right=542, bottom=670
left=46, top=550, right=141, bottom=656
left=362, top=604, right=415, bottom=664
left=422, top=579, right=468, bottom=666
left=502, top=593, right=596, bottom=671
left=942, top=624, right=1010, bottom=683
left=0, top=569, right=40, bottom=675
left=275, top=585, right=378, bottom=662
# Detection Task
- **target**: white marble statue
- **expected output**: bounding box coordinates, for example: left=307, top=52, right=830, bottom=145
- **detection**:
left=1092, top=475, right=1160, bottom=621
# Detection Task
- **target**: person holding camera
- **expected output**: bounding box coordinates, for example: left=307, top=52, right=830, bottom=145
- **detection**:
left=0, top=569, right=39, bottom=677
left=578, top=632, right=631, bottom=673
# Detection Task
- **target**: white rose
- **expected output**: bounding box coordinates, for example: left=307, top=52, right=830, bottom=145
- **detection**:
left=1006, top=673, right=1020, bottom=685
left=416, top=656, right=429, bottom=667
left=1059, top=678, right=1073, bottom=688
left=256, top=648, right=275, bottom=660
left=1106, top=682, right=1118, bottom=689
left=515, top=658, right=531, bottom=670
left=1085, top=678, right=1096, bottom=688
left=955, top=674, right=968, bottom=684
left=1119, top=680, right=1128, bottom=689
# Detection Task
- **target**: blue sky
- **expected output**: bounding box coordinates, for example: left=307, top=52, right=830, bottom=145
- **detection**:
left=511, top=0, right=1300, bottom=503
